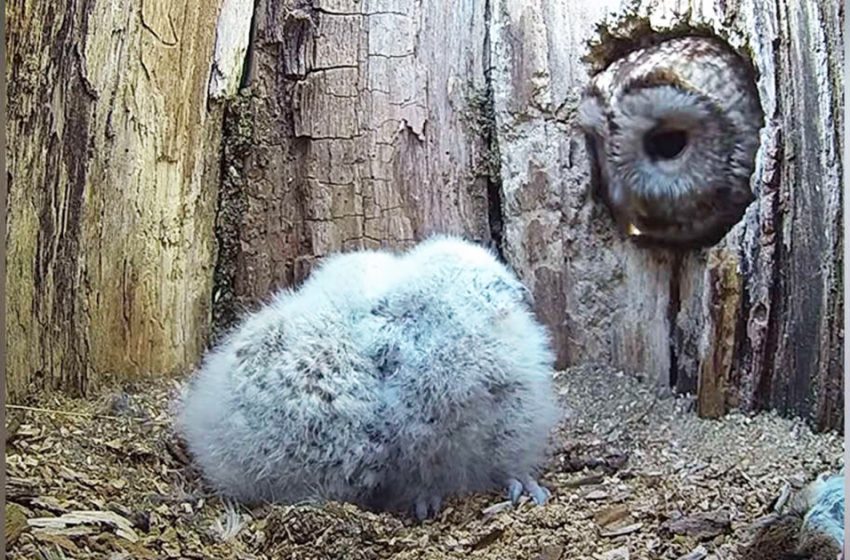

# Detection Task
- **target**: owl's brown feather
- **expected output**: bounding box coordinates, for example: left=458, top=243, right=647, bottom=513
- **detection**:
left=577, top=36, right=763, bottom=247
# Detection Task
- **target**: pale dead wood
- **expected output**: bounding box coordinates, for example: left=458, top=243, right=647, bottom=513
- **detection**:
left=6, top=0, right=225, bottom=399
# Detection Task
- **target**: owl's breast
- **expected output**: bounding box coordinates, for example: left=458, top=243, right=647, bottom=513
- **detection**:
left=622, top=182, right=753, bottom=246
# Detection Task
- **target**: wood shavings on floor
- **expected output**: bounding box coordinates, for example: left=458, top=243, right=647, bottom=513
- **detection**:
left=5, top=365, right=843, bottom=559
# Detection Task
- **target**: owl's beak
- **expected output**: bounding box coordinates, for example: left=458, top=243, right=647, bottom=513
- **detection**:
left=626, top=223, right=643, bottom=236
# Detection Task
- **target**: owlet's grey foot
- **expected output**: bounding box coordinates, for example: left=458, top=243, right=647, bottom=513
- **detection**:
left=506, top=476, right=551, bottom=505
left=412, top=495, right=443, bottom=521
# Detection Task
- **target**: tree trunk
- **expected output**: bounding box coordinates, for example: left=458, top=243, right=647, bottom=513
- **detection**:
left=211, top=0, right=497, bottom=333
left=8, top=0, right=842, bottom=432
left=5, top=0, right=224, bottom=400
left=490, top=0, right=844, bottom=431
left=219, top=0, right=842, bottom=431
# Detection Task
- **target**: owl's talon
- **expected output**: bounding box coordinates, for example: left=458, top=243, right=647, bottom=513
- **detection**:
left=527, top=480, right=551, bottom=505
left=412, top=494, right=442, bottom=521
left=506, top=478, right=524, bottom=504
left=505, top=476, right=550, bottom=506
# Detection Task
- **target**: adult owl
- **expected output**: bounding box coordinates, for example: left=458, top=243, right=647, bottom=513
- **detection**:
left=577, top=36, right=764, bottom=247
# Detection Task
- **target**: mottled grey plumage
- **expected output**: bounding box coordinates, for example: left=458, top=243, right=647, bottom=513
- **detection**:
left=175, top=236, right=559, bottom=520
left=799, top=472, right=845, bottom=551
left=578, top=36, right=763, bottom=247
left=740, top=471, right=845, bottom=559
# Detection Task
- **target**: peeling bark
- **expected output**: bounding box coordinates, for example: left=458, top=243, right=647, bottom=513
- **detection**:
left=214, top=0, right=493, bottom=320
left=215, top=0, right=842, bottom=431
left=209, top=0, right=256, bottom=100
left=8, top=0, right=841, bottom=433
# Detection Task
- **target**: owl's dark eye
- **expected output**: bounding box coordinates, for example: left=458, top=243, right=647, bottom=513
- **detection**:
left=643, top=128, right=689, bottom=160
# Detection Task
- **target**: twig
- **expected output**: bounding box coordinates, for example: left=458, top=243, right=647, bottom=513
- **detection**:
left=6, top=404, right=125, bottom=421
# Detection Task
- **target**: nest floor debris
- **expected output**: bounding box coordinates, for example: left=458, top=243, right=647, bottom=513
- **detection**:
left=5, top=365, right=843, bottom=559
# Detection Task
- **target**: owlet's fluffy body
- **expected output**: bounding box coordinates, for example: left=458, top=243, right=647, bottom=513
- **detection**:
left=741, top=471, right=845, bottom=560
left=175, top=236, right=559, bottom=519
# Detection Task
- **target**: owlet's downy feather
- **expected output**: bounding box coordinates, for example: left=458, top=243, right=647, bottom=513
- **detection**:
left=740, top=471, right=844, bottom=560
left=175, top=236, right=560, bottom=521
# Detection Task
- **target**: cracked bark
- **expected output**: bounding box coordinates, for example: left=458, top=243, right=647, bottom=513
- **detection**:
left=217, top=0, right=842, bottom=431
left=6, top=0, right=223, bottom=400
left=213, top=0, right=493, bottom=329
left=8, top=0, right=841, bottom=433
left=489, top=0, right=843, bottom=431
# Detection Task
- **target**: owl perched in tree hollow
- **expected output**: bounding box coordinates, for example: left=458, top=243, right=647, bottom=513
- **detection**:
left=577, top=36, right=764, bottom=247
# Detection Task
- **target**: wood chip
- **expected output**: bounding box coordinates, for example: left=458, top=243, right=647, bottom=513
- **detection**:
left=585, top=489, right=610, bottom=501
left=472, top=527, right=504, bottom=550
left=563, top=473, right=605, bottom=488
left=4, top=364, right=843, bottom=559
left=109, top=479, right=127, bottom=490
left=771, top=481, right=792, bottom=512
left=32, top=526, right=94, bottom=538
left=29, top=510, right=140, bottom=542
left=32, top=531, right=82, bottom=554
left=600, top=545, right=630, bottom=560
left=6, top=414, right=23, bottom=446
left=676, top=545, right=708, bottom=560
left=482, top=500, right=513, bottom=517
left=7, top=476, right=38, bottom=499
left=536, top=544, right=564, bottom=560
left=600, top=522, right=643, bottom=537
left=661, top=511, right=731, bottom=540
left=30, top=496, right=71, bottom=514
left=5, top=503, right=29, bottom=545
left=594, top=505, right=631, bottom=528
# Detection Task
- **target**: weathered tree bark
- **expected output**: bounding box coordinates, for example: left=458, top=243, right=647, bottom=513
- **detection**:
left=5, top=0, right=224, bottom=400
left=8, top=0, right=842, bottom=432
left=490, top=0, right=843, bottom=431
left=220, top=0, right=842, bottom=431
left=212, top=0, right=496, bottom=331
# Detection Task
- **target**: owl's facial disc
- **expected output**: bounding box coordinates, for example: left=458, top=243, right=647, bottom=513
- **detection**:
left=579, top=36, right=763, bottom=248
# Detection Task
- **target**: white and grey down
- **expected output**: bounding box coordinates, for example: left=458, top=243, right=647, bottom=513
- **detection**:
left=175, top=235, right=560, bottom=520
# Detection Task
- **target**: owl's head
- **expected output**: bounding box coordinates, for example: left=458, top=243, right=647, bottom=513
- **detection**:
left=578, top=36, right=763, bottom=247
left=402, top=235, right=535, bottom=313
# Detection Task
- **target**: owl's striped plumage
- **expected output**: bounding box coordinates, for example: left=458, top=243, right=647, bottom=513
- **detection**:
left=578, top=36, right=764, bottom=247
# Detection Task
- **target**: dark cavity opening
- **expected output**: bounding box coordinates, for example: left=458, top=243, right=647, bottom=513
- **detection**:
left=644, top=128, right=688, bottom=160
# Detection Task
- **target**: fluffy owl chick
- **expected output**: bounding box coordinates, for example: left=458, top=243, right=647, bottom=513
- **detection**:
left=175, top=248, right=403, bottom=507
left=297, top=248, right=403, bottom=316
left=358, top=235, right=559, bottom=519
left=740, top=471, right=844, bottom=560
left=176, top=237, right=559, bottom=521
left=797, top=472, right=845, bottom=557
left=578, top=36, right=763, bottom=247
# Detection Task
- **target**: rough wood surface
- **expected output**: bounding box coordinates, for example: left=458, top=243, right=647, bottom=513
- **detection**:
left=213, top=0, right=495, bottom=328
left=5, top=0, right=224, bottom=400
left=490, top=0, right=843, bottom=430
left=8, top=0, right=842, bottom=432
left=215, top=0, right=842, bottom=430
